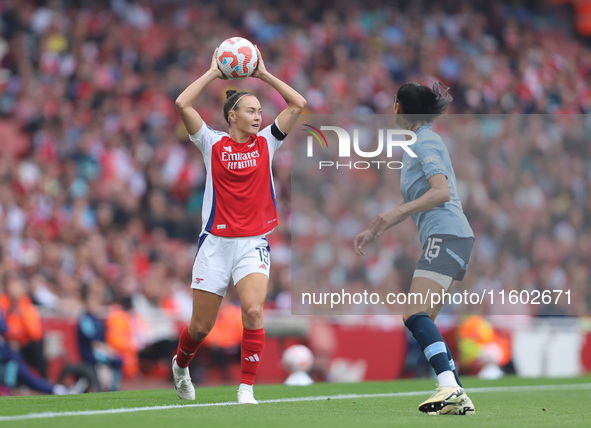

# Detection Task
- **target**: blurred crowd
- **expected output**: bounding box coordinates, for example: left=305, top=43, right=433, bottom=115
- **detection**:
left=0, top=0, right=590, bottom=389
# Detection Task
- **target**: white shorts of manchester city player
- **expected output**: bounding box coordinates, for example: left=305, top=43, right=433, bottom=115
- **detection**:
left=191, top=234, right=271, bottom=296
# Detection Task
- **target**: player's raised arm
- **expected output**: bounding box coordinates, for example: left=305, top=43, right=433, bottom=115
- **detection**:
left=252, top=46, right=306, bottom=135
left=175, top=48, right=226, bottom=135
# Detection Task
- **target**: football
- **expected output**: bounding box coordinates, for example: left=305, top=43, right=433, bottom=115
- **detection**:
left=281, top=344, right=314, bottom=373
left=216, top=37, right=259, bottom=80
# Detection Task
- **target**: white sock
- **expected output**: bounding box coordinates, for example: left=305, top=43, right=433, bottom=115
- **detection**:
left=239, top=383, right=253, bottom=392
left=437, top=370, right=459, bottom=387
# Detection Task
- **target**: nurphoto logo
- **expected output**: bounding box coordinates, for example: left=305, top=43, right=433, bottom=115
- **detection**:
left=303, top=125, right=418, bottom=170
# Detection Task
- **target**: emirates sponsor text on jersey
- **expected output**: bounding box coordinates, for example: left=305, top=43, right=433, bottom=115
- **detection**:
left=222, top=149, right=260, bottom=170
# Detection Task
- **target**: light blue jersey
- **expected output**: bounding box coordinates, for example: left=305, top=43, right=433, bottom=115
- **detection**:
left=400, top=124, right=474, bottom=245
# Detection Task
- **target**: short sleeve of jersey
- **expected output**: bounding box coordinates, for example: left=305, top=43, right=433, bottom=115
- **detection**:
left=189, top=122, right=227, bottom=154
left=415, top=140, right=448, bottom=180
left=258, top=118, right=287, bottom=158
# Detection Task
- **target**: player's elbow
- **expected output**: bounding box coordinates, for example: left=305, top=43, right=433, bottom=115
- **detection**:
left=440, top=187, right=451, bottom=203
left=175, top=97, right=190, bottom=111
left=290, top=96, right=307, bottom=112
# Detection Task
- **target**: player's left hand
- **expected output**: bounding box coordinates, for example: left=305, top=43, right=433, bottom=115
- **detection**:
left=354, top=210, right=401, bottom=255
left=354, top=230, right=373, bottom=256
left=252, top=45, right=268, bottom=79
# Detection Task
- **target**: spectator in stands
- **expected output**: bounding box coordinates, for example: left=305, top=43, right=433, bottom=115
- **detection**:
left=0, top=273, right=46, bottom=377
left=132, top=267, right=180, bottom=375
left=105, top=294, right=140, bottom=380
left=77, top=286, right=123, bottom=391
left=1, top=308, right=86, bottom=395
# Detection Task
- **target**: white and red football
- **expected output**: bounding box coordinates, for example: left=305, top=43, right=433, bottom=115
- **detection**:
left=216, top=37, right=258, bottom=80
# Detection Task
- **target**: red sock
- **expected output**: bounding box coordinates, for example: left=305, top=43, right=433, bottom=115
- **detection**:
left=175, top=325, right=203, bottom=368
left=240, top=327, right=265, bottom=385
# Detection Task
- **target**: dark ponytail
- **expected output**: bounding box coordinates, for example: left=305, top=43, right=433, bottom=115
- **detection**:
left=223, top=90, right=254, bottom=125
left=395, top=81, right=452, bottom=123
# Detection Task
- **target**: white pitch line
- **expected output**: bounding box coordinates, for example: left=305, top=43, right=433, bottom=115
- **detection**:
left=1, top=383, right=590, bottom=422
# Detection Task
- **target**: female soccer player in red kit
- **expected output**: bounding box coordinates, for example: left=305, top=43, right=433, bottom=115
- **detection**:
left=172, top=46, right=306, bottom=404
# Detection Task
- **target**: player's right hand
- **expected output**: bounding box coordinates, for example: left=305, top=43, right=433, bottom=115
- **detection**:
left=210, top=48, right=227, bottom=80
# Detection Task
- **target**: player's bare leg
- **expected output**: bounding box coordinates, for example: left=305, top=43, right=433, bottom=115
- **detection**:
left=403, top=277, right=474, bottom=415
left=173, top=289, right=223, bottom=400
left=187, top=289, right=224, bottom=341
left=235, top=273, right=268, bottom=404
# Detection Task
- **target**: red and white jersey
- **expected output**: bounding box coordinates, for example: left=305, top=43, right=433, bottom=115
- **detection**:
left=189, top=120, right=285, bottom=237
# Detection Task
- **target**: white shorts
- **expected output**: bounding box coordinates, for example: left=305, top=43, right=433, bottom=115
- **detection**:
left=191, top=233, right=271, bottom=297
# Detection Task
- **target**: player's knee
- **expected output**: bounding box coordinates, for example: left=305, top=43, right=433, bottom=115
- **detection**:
left=402, top=310, right=431, bottom=326
left=243, top=306, right=263, bottom=325
left=189, top=320, right=215, bottom=341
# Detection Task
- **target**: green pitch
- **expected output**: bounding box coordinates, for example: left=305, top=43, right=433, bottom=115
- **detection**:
left=1, top=376, right=591, bottom=428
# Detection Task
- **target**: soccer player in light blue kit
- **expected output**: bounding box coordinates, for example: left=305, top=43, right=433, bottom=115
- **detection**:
left=355, top=82, right=475, bottom=416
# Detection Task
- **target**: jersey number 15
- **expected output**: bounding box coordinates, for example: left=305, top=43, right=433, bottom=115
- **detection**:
left=424, top=237, right=442, bottom=262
